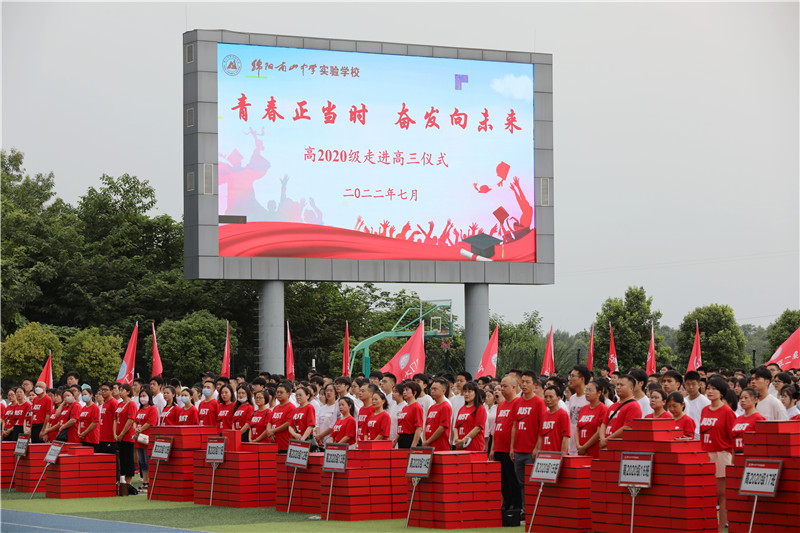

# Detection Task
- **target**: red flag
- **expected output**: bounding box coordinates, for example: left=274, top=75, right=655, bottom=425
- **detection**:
left=286, top=322, right=295, bottom=381
left=151, top=323, right=163, bottom=378
left=476, top=326, right=499, bottom=378
left=117, top=322, right=138, bottom=385
left=587, top=324, right=595, bottom=371
left=608, top=322, right=618, bottom=373
left=687, top=321, right=702, bottom=372
left=342, top=321, right=350, bottom=377
left=38, top=350, right=53, bottom=388
left=541, top=326, right=555, bottom=376
left=646, top=322, right=656, bottom=375
left=221, top=321, right=231, bottom=378
left=767, top=325, right=800, bottom=370
left=381, top=322, right=425, bottom=380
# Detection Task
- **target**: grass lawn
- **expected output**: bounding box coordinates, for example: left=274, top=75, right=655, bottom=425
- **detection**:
left=0, top=489, right=516, bottom=532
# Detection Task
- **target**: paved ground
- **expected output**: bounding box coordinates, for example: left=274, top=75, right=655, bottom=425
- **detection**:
left=0, top=510, right=209, bottom=533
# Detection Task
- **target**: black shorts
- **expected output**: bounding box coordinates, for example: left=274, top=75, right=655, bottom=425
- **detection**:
left=31, top=423, right=45, bottom=444
left=118, top=440, right=135, bottom=477
left=397, top=433, right=414, bottom=449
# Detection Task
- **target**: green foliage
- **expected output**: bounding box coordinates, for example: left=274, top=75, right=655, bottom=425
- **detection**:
left=490, top=311, right=542, bottom=375
left=592, top=286, right=670, bottom=372
left=766, top=309, right=800, bottom=353
left=677, top=304, right=748, bottom=371
left=62, top=328, right=123, bottom=387
left=148, top=311, right=238, bottom=385
left=0, top=322, right=63, bottom=385
left=741, top=324, right=770, bottom=366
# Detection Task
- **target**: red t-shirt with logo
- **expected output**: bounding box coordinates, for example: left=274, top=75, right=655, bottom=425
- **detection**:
left=12, top=401, right=31, bottom=427
left=291, top=404, right=316, bottom=437
left=357, top=405, right=375, bottom=441
left=540, top=408, right=571, bottom=452
left=115, top=400, right=138, bottom=442
left=175, top=405, right=199, bottom=426
left=249, top=408, right=271, bottom=441
left=31, top=395, right=53, bottom=425
left=576, top=402, right=608, bottom=458
left=197, top=399, right=219, bottom=427
left=673, top=414, right=696, bottom=438
left=99, top=397, right=118, bottom=442
left=270, top=402, right=297, bottom=451
left=79, top=403, right=100, bottom=444
left=699, top=404, right=736, bottom=453
left=134, top=405, right=158, bottom=449
left=455, top=404, right=487, bottom=452
left=512, top=395, right=546, bottom=453
left=604, top=399, right=642, bottom=437
left=366, top=410, right=391, bottom=440
left=62, top=402, right=82, bottom=443
left=492, top=398, right=519, bottom=453
left=424, top=401, right=452, bottom=452
left=233, top=403, right=254, bottom=431
left=159, top=405, right=176, bottom=426
left=398, top=402, right=423, bottom=435
left=217, top=402, right=236, bottom=431
left=732, top=412, right=765, bottom=452
left=331, top=416, right=356, bottom=444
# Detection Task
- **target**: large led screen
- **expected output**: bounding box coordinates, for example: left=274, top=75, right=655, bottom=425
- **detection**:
left=217, top=43, right=536, bottom=263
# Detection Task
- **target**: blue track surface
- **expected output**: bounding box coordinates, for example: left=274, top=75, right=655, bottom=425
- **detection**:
left=0, top=510, right=208, bottom=533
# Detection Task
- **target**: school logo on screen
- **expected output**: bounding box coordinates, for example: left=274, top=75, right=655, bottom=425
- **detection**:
left=222, top=54, right=242, bottom=76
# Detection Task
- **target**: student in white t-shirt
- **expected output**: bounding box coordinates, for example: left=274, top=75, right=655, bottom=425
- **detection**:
left=149, top=377, right=167, bottom=417
left=314, top=383, right=338, bottom=446
left=683, top=371, right=710, bottom=439
left=629, top=369, right=653, bottom=418
left=413, top=374, right=434, bottom=419
left=567, top=366, right=592, bottom=455
left=752, top=367, right=788, bottom=421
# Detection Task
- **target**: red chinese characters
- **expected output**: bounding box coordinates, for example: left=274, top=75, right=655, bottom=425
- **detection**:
left=232, top=93, right=251, bottom=121
left=303, top=148, right=448, bottom=169
left=424, top=107, right=440, bottom=129
left=293, top=100, right=311, bottom=121
left=505, top=109, right=521, bottom=133
left=478, top=108, right=493, bottom=132
left=262, top=96, right=284, bottom=122
left=349, top=104, right=368, bottom=125
left=322, top=101, right=337, bottom=124
left=344, top=188, right=418, bottom=201
left=395, top=103, right=416, bottom=130
left=450, top=108, right=468, bottom=129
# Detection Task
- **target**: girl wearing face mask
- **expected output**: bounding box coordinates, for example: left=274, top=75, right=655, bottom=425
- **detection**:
left=175, top=389, right=199, bottom=425
left=249, top=390, right=272, bottom=443
left=159, top=386, right=177, bottom=426
left=233, top=386, right=254, bottom=442
left=134, top=389, right=158, bottom=493
left=58, top=389, right=82, bottom=443
left=78, top=386, right=100, bottom=451
left=217, top=384, right=237, bottom=432
left=197, top=382, right=219, bottom=427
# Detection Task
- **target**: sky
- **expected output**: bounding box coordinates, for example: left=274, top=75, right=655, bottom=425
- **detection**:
left=3, top=2, right=798, bottom=334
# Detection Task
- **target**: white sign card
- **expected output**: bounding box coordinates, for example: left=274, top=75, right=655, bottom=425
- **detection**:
left=618, top=452, right=653, bottom=488
left=405, top=447, right=434, bottom=478
left=739, top=460, right=782, bottom=497
left=205, top=436, right=226, bottom=463
left=529, top=451, right=563, bottom=484
left=285, top=439, right=311, bottom=469
left=43, top=441, right=65, bottom=464
left=322, top=442, right=348, bottom=473
left=13, top=435, right=30, bottom=456
left=151, top=437, right=173, bottom=461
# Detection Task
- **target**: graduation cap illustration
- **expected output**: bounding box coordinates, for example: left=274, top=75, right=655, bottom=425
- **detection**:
left=462, top=233, right=502, bottom=259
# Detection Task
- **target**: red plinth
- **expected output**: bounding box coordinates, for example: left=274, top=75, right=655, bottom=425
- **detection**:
left=147, top=426, right=218, bottom=502
left=1, top=442, right=17, bottom=489
left=191, top=443, right=278, bottom=508
left=46, top=451, right=116, bottom=498
left=276, top=452, right=324, bottom=513
left=14, top=443, right=82, bottom=493
left=524, top=455, right=592, bottom=532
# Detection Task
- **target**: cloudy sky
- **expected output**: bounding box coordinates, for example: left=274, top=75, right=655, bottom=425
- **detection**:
left=3, top=2, right=798, bottom=333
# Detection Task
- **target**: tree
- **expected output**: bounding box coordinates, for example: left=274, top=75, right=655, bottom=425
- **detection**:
left=491, top=311, right=543, bottom=376
left=148, top=311, right=237, bottom=385
left=62, top=328, right=123, bottom=387
left=677, top=304, right=748, bottom=371
left=740, top=324, right=769, bottom=366
left=0, top=322, right=64, bottom=386
left=766, top=309, right=800, bottom=353
left=592, top=287, right=670, bottom=372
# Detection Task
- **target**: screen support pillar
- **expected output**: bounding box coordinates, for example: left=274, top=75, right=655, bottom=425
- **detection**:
left=464, top=283, right=489, bottom=375
left=259, top=280, right=284, bottom=374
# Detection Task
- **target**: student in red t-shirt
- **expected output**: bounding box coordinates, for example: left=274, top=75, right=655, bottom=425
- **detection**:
left=288, top=386, right=316, bottom=443
left=249, top=390, right=272, bottom=443
left=174, top=389, right=200, bottom=425
left=197, top=382, right=219, bottom=428
left=576, top=380, right=608, bottom=458
left=644, top=389, right=671, bottom=419
left=58, top=389, right=82, bottom=443
left=356, top=383, right=376, bottom=442
left=538, top=386, right=570, bottom=453
left=395, top=381, right=423, bottom=449
left=10, top=388, right=32, bottom=442
left=600, top=374, right=642, bottom=449
left=489, top=375, right=522, bottom=511
left=732, top=387, right=765, bottom=453
left=217, top=384, right=236, bottom=432
left=454, top=382, right=487, bottom=451
left=1, top=389, right=17, bottom=440
left=666, top=392, right=696, bottom=438
left=97, top=382, right=119, bottom=455
left=114, top=384, right=138, bottom=485
left=134, top=389, right=158, bottom=492
left=331, top=397, right=357, bottom=446
left=509, top=371, right=546, bottom=503
left=700, top=377, right=736, bottom=533
left=422, top=378, right=453, bottom=451
left=267, top=382, right=297, bottom=452
left=30, top=381, right=53, bottom=443
left=78, top=386, right=100, bottom=451
left=159, top=386, right=178, bottom=426
left=366, top=391, right=391, bottom=441
left=233, top=385, right=255, bottom=442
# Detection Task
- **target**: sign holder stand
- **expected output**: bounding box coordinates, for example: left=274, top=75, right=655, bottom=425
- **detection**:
left=285, top=439, right=312, bottom=514
left=747, top=495, right=758, bottom=533
left=627, top=486, right=641, bottom=533
left=204, top=436, right=226, bottom=506
left=738, top=459, right=782, bottom=533
left=9, top=456, right=21, bottom=493
left=321, top=442, right=348, bottom=521
left=526, top=451, right=564, bottom=533
left=9, top=435, right=31, bottom=493
left=617, top=452, right=653, bottom=533
left=404, top=447, right=434, bottom=529
left=148, top=436, right=173, bottom=502
left=209, top=462, right=220, bottom=506
left=287, top=466, right=298, bottom=513
left=31, top=440, right=65, bottom=499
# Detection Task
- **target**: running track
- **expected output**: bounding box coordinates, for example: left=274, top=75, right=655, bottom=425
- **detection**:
left=0, top=510, right=209, bottom=533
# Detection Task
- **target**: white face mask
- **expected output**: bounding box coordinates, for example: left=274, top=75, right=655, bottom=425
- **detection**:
left=64, top=396, right=74, bottom=404
left=34, top=387, right=44, bottom=395
left=238, top=396, right=247, bottom=403
left=140, top=397, right=149, bottom=405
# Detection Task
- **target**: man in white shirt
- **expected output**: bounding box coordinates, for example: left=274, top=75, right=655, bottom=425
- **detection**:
left=334, top=376, right=359, bottom=417
left=629, top=369, right=653, bottom=417
left=149, top=377, right=167, bottom=416
left=567, top=366, right=591, bottom=455
left=753, top=367, right=788, bottom=420
left=683, top=371, right=710, bottom=440
left=767, top=363, right=782, bottom=397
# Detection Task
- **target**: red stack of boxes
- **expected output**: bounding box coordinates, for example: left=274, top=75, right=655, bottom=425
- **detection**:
left=726, top=420, right=800, bottom=533
left=45, top=447, right=116, bottom=498
left=319, top=441, right=410, bottom=521
left=524, top=455, right=592, bottom=532
left=148, top=426, right=217, bottom=502
left=590, top=418, right=717, bottom=533
left=276, top=452, right=324, bottom=513
left=14, top=443, right=81, bottom=493
left=407, top=451, right=502, bottom=530
left=1, top=442, right=16, bottom=489
left=192, top=432, right=278, bottom=508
